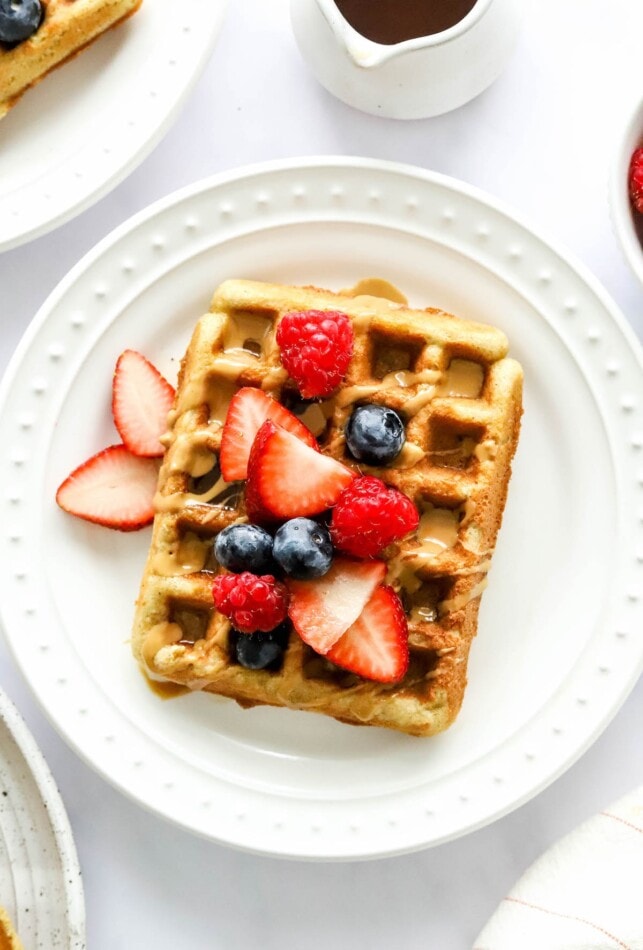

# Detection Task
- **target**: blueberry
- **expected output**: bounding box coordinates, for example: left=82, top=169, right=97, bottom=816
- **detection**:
left=273, top=517, right=333, bottom=579
left=214, top=524, right=274, bottom=574
left=230, top=624, right=289, bottom=671
left=345, top=404, right=405, bottom=465
left=0, top=0, right=42, bottom=44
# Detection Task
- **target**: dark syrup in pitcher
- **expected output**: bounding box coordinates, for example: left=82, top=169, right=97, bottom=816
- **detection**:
left=334, top=0, right=480, bottom=45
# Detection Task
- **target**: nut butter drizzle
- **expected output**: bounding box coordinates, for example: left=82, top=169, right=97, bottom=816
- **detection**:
left=223, top=310, right=273, bottom=356
left=142, top=621, right=183, bottom=670
left=439, top=578, right=488, bottom=616
left=154, top=469, right=242, bottom=516
left=417, top=506, right=460, bottom=555
left=141, top=622, right=191, bottom=698
left=151, top=532, right=209, bottom=577
left=168, top=431, right=216, bottom=477
left=157, top=309, right=285, bottom=518
left=436, top=359, right=484, bottom=399
left=151, top=280, right=494, bottom=679
left=339, top=279, right=494, bottom=618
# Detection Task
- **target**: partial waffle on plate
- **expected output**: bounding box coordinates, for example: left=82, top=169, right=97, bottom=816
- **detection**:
left=0, top=0, right=143, bottom=119
left=0, top=908, right=22, bottom=950
left=132, top=279, right=523, bottom=737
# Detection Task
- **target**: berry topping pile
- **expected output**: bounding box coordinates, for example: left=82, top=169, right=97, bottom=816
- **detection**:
left=57, top=312, right=424, bottom=687
left=345, top=404, right=405, bottom=465
left=213, top=372, right=418, bottom=680
left=56, top=350, right=174, bottom=531
left=276, top=309, right=354, bottom=398
left=213, top=338, right=419, bottom=683
left=212, top=572, right=289, bottom=634
left=330, top=476, right=419, bottom=557
left=0, top=0, right=42, bottom=45
left=629, top=147, right=643, bottom=215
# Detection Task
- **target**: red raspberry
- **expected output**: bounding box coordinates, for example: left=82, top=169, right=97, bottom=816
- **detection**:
left=330, top=476, right=419, bottom=558
left=276, top=309, right=354, bottom=399
left=629, top=148, right=643, bottom=214
left=212, top=572, right=289, bottom=633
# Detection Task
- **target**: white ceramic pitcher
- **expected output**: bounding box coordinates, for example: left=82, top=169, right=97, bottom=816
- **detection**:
left=290, top=0, right=520, bottom=120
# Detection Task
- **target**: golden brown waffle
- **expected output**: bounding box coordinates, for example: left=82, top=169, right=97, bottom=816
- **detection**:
left=0, top=0, right=143, bottom=118
left=132, top=279, right=523, bottom=737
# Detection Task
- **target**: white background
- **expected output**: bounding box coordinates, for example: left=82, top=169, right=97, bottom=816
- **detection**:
left=1, top=0, right=642, bottom=947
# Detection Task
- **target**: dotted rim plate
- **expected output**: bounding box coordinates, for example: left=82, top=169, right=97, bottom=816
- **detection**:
left=0, top=0, right=228, bottom=252
left=0, top=689, right=85, bottom=949
left=0, top=158, right=641, bottom=860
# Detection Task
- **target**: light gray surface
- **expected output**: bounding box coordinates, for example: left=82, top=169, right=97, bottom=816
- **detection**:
left=0, top=0, right=641, bottom=947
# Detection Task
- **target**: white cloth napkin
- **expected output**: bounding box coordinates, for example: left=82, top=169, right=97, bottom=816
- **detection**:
left=474, top=786, right=643, bottom=950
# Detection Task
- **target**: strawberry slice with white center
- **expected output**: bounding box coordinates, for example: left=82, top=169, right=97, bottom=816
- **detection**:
left=220, top=387, right=317, bottom=482
left=287, top=557, right=386, bottom=654
left=112, top=349, right=175, bottom=458
left=56, top=444, right=160, bottom=531
left=245, top=420, right=356, bottom=522
left=326, top=585, right=409, bottom=683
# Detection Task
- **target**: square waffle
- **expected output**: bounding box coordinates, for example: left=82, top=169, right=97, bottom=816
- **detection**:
left=132, top=279, right=523, bottom=737
left=0, top=0, right=143, bottom=118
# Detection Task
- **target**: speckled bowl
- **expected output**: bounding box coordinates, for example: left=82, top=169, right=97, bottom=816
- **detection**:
left=0, top=690, right=85, bottom=949
left=609, top=95, right=643, bottom=287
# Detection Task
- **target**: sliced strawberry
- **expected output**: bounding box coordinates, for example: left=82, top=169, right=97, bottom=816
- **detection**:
left=287, top=557, right=386, bottom=654
left=56, top=444, right=160, bottom=531
left=220, top=387, right=317, bottom=482
left=327, top=585, right=409, bottom=683
left=112, top=349, right=175, bottom=458
left=245, top=420, right=355, bottom=522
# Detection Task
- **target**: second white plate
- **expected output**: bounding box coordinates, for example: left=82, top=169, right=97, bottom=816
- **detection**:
left=0, top=0, right=228, bottom=252
left=0, top=158, right=641, bottom=860
left=0, top=690, right=85, bottom=949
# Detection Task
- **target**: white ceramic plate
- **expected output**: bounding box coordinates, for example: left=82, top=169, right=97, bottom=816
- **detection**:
left=0, top=158, right=641, bottom=860
left=0, top=0, right=228, bottom=252
left=0, top=690, right=85, bottom=948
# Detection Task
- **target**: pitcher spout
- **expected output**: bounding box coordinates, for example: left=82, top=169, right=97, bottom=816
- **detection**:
left=313, top=0, right=392, bottom=69
left=343, top=38, right=389, bottom=69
